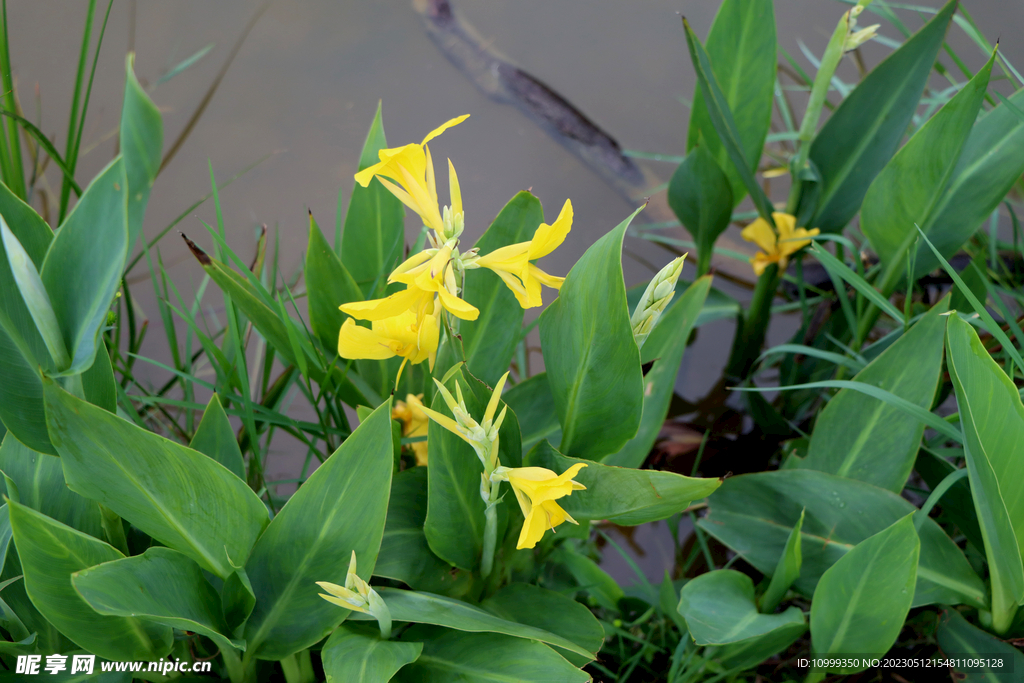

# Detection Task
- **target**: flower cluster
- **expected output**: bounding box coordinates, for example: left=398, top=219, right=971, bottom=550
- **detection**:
left=337, top=116, right=573, bottom=373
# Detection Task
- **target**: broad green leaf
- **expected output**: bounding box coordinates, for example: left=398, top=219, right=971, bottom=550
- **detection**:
left=915, top=448, right=984, bottom=552
left=305, top=212, right=363, bottom=352
left=1, top=217, right=68, bottom=368
left=0, top=177, right=53, bottom=373
left=863, top=53, right=994, bottom=293
left=711, top=621, right=807, bottom=672
left=808, top=1, right=956, bottom=233
left=668, top=149, right=732, bottom=275
left=243, top=400, right=394, bottom=660
left=699, top=469, right=987, bottom=609
left=341, top=103, right=404, bottom=298
left=482, top=583, right=603, bottom=666
left=911, top=86, right=1024, bottom=280
left=41, top=158, right=128, bottom=373
left=761, top=508, right=804, bottom=614
left=935, top=609, right=1024, bottom=682
left=0, top=506, right=10, bottom=575
left=0, top=323, right=52, bottom=454
left=8, top=500, right=172, bottom=660
left=0, top=433, right=102, bottom=539
left=374, top=588, right=593, bottom=659
left=0, top=548, right=71, bottom=653
left=81, top=339, right=117, bottom=414
left=223, top=567, right=257, bottom=636
left=946, top=314, right=1024, bottom=620
left=800, top=296, right=948, bottom=492
left=538, top=209, right=644, bottom=460
left=189, top=393, right=245, bottom=480
left=394, top=630, right=589, bottom=683
left=606, top=276, right=711, bottom=468
left=376, top=467, right=474, bottom=598
left=120, top=54, right=162, bottom=251
left=43, top=379, right=269, bottom=578
left=461, top=191, right=543, bottom=386
left=527, top=441, right=720, bottom=525
left=679, top=569, right=805, bottom=645
left=322, top=623, right=422, bottom=683
left=810, top=515, right=919, bottom=672
left=503, top=372, right=561, bottom=455
left=73, top=547, right=243, bottom=654
left=424, top=369, right=519, bottom=571
left=682, top=18, right=774, bottom=222
left=685, top=0, right=775, bottom=205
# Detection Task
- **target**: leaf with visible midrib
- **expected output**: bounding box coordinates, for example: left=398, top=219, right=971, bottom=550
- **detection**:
left=800, top=296, right=948, bottom=492
left=945, top=314, right=1024, bottom=610
left=686, top=0, right=775, bottom=205
left=862, top=52, right=994, bottom=293
left=243, top=400, right=394, bottom=660
left=810, top=515, right=919, bottom=673
left=538, top=209, right=644, bottom=461
left=808, top=0, right=956, bottom=233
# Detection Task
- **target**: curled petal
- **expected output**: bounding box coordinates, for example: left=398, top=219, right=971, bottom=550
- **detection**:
left=528, top=199, right=573, bottom=260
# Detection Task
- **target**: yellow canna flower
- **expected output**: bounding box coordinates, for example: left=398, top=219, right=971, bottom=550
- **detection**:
left=471, top=199, right=573, bottom=308
left=492, top=463, right=587, bottom=549
left=741, top=212, right=820, bottom=277
left=337, top=302, right=440, bottom=369
left=317, top=551, right=391, bottom=638
left=389, top=244, right=480, bottom=321
left=354, top=116, right=469, bottom=239
left=393, top=394, right=429, bottom=466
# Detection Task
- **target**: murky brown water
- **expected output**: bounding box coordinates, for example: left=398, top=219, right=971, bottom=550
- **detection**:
left=8, top=0, right=1022, bottom=584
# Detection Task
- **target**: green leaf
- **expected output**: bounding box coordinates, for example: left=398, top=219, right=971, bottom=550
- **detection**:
left=243, top=399, right=394, bottom=660
left=322, top=623, right=422, bottom=683
left=810, top=515, right=919, bottom=672
left=912, top=86, right=1024, bottom=280
left=8, top=500, right=172, bottom=660
left=394, top=630, right=589, bottom=683
left=935, top=609, right=1024, bottom=682
left=0, top=183, right=55, bottom=452
left=120, top=54, right=163, bottom=251
left=679, top=569, right=805, bottom=645
left=43, top=378, right=269, bottom=579
left=685, top=0, right=775, bottom=206
left=0, top=433, right=102, bottom=539
left=374, top=588, right=593, bottom=660
left=808, top=0, right=956, bottom=233
left=526, top=441, right=720, bottom=525
left=461, top=191, right=543, bottom=386
left=81, top=338, right=117, bottom=414
left=800, top=296, right=948, bottom=492
left=668, top=149, right=732, bottom=275
left=761, top=508, right=804, bottom=614
left=682, top=18, right=774, bottom=222
left=482, top=583, right=603, bottom=666
left=503, top=372, right=561, bottom=455
left=305, top=212, right=363, bottom=352
left=0, top=548, right=71, bottom=653
left=341, top=103, right=405, bottom=298
left=538, top=209, right=644, bottom=460
left=73, top=546, right=243, bottom=654
left=946, top=314, right=1024, bottom=623
left=41, top=158, right=128, bottom=373
left=424, top=369, right=519, bottom=571
left=699, top=469, right=987, bottom=609
left=189, top=393, right=246, bottom=480
left=864, top=52, right=994, bottom=293
left=376, top=467, right=474, bottom=598
left=553, top=546, right=624, bottom=611
left=606, top=276, right=711, bottom=468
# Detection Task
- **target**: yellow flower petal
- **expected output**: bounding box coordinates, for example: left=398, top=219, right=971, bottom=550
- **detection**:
left=420, top=114, right=470, bottom=146
left=740, top=217, right=778, bottom=256
left=338, top=319, right=398, bottom=360
left=339, top=287, right=430, bottom=322
left=448, top=158, right=462, bottom=218
left=528, top=199, right=573, bottom=260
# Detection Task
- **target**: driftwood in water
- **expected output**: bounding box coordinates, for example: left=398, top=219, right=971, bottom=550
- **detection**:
left=411, top=0, right=671, bottom=222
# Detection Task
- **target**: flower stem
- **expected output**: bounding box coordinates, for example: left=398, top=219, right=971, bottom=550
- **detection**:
left=480, top=480, right=501, bottom=577
left=726, top=264, right=780, bottom=378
